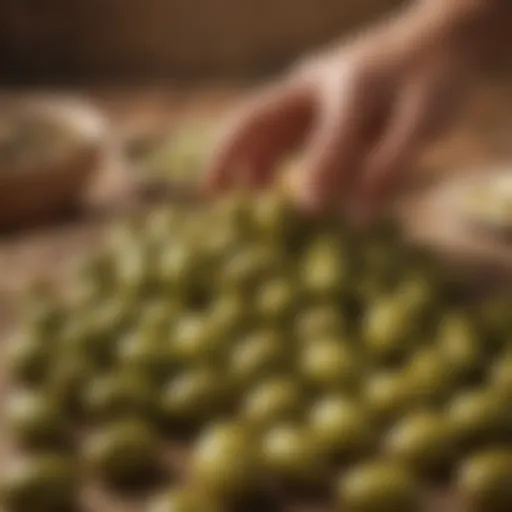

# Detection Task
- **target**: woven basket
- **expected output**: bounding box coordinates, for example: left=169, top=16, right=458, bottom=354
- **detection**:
left=0, top=96, right=107, bottom=228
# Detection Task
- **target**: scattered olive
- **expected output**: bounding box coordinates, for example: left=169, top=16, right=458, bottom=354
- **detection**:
left=191, top=422, right=262, bottom=502
left=309, top=395, right=375, bottom=463
left=336, top=460, right=422, bottom=512
left=6, top=390, right=68, bottom=449
left=230, top=329, right=289, bottom=388
left=299, top=339, right=360, bottom=393
left=0, top=454, right=78, bottom=512
left=262, top=423, right=327, bottom=487
left=457, top=449, right=512, bottom=512
left=84, top=420, right=161, bottom=486
left=384, top=410, right=456, bottom=478
left=241, top=378, right=304, bottom=432
left=83, top=371, right=156, bottom=421
left=161, top=367, right=232, bottom=429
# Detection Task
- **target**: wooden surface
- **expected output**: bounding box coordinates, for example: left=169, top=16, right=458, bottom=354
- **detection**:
left=0, top=82, right=511, bottom=511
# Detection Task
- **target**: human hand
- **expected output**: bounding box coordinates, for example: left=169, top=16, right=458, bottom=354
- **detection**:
left=205, top=1, right=493, bottom=223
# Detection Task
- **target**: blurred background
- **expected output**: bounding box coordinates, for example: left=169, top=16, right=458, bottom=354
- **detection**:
left=0, top=0, right=511, bottom=299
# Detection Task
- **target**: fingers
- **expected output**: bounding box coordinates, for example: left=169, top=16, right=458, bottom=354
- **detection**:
left=354, top=78, right=442, bottom=224
left=205, top=81, right=312, bottom=193
left=298, top=74, right=368, bottom=213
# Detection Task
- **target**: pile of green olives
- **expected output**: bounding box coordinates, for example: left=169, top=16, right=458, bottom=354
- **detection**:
left=2, top=191, right=511, bottom=512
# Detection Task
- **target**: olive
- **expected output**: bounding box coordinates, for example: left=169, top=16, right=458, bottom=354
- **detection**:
left=362, top=297, right=415, bottom=365
left=490, top=354, right=512, bottom=401
left=7, top=331, right=49, bottom=385
left=117, top=333, right=176, bottom=383
left=83, top=371, right=156, bottom=421
left=363, top=372, right=412, bottom=426
left=222, top=246, right=284, bottom=294
left=21, top=296, right=64, bottom=335
left=261, top=423, right=327, bottom=487
left=437, top=315, right=484, bottom=383
left=206, top=293, right=253, bottom=344
left=6, top=391, right=68, bottom=449
left=251, top=191, right=297, bottom=240
left=161, top=367, right=232, bottom=429
left=404, top=348, right=457, bottom=407
left=191, top=421, right=262, bottom=501
left=457, top=449, right=512, bottom=512
left=300, top=237, right=349, bottom=299
left=448, top=389, right=511, bottom=451
left=384, top=411, right=457, bottom=478
left=393, top=272, right=436, bottom=317
left=137, top=299, right=180, bottom=337
left=255, top=278, right=297, bottom=325
left=45, top=352, right=96, bottom=413
left=299, top=339, right=360, bottom=393
left=84, top=420, right=161, bottom=486
left=212, top=192, right=254, bottom=232
left=148, top=488, right=220, bottom=512
left=117, top=248, right=159, bottom=299
left=294, top=305, right=346, bottom=343
left=241, top=378, right=304, bottom=432
left=478, top=297, right=512, bottom=350
left=336, top=461, right=422, bottom=512
left=309, top=395, right=375, bottom=463
left=171, top=314, right=227, bottom=366
left=230, top=329, right=289, bottom=388
left=62, top=308, right=123, bottom=367
left=0, top=455, right=78, bottom=512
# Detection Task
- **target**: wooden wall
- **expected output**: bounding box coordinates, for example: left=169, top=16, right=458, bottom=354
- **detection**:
left=0, top=0, right=509, bottom=84
left=0, top=0, right=402, bottom=83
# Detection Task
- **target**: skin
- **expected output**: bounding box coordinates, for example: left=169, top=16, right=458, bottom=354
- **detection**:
left=205, top=0, right=511, bottom=223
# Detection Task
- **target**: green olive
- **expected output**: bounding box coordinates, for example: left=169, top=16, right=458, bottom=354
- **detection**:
left=448, top=389, right=511, bottom=451
left=363, top=372, right=412, bottom=426
left=384, top=411, right=456, bottom=478
left=137, top=299, right=180, bottom=337
left=0, top=455, right=78, bottom=512
left=230, top=329, right=289, bottom=388
left=221, top=246, right=284, bottom=294
left=251, top=191, right=297, bottom=240
left=21, top=296, right=64, bottom=335
left=457, top=449, right=512, bottom=512
left=362, top=297, right=415, bottom=365
left=404, top=348, right=457, bottom=407
left=161, top=367, right=231, bottom=428
left=300, top=237, right=349, bottom=299
left=117, top=333, right=177, bottom=383
left=45, top=352, right=96, bottom=413
left=437, top=313, right=483, bottom=381
left=261, top=423, right=327, bottom=486
left=171, top=314, right=224, bottom=366
left=191, top=421, right=262, bottom=501
left=84, top=420, right=161, bottom=486
left=7, top=331, right=50, bottom=385
left=294, top=305, right=346, bottom=342
left=83, top=371, right=156, bottom=421
left=6, top=391, right=68, bottom=449
left=490, top=354, right=512, bottom=401
left=336, top=461, right=422, bottom=512
left=255, top=278, right=297, bottom=325
left=206, top=292, right=253, bottom=344
left=309, top=395, right=375, bottom=462
left=241, top=378, right=304, bottom=432
left=148, top=488, right=220, bottom=512
left=299, top=339, right=360, bottom=393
